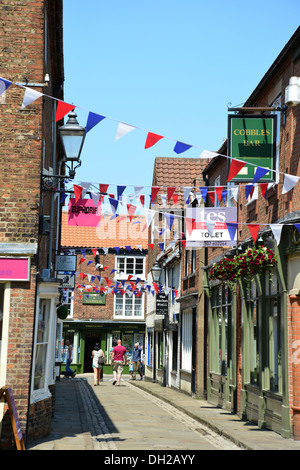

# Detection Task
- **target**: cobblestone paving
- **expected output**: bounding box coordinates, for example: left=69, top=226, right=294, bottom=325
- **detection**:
left=78, top=377, right=241, bottom=450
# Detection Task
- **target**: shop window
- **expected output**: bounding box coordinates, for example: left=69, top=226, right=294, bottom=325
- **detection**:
left=147, top=331, right=153, bottom=367
left=211, top=285, right=232, bottom=375
left=265, top=270, right=282, bottom=393
left=172, top=330, right=178, bottom=372
left=181, top=311, right=192, bottom=372
left=246, top=280, right=260, bottom=386
left=33, top=299, right=51, bottom=391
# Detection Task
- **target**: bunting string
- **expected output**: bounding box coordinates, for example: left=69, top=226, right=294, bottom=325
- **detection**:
left=1, top=76, right=299, bottom=193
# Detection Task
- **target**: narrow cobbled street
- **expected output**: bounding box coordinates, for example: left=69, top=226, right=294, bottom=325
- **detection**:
left=76, top=376, right=240, bottom=451
left=27, top=374, right=300, bottom=452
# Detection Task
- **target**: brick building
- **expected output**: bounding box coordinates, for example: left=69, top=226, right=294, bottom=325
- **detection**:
left=145, top=157, right=208, bottom=395
left=203, top=27, right=300, bottom=439
left=0, top=1, right=65, bottom=446
left=60, top=211, right=148, bottom=375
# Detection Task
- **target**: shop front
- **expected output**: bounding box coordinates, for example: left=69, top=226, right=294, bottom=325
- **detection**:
left=62, top=321, right=145, bottom=375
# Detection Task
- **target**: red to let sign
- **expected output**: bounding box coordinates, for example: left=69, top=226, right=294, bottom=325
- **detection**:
left=0, top=257, right=30, bottom=281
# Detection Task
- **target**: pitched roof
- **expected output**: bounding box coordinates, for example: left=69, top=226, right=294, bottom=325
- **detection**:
left=152, top=157, right=208, bottom=206
left=61, top=211, right=148, bottom=249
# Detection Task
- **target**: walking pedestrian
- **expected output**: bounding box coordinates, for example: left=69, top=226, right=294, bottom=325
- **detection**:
left=130, top=342, right=143, bottom=380
left=140, top=344, right=145, bottom=377
left=110, top=339, right=127, bottom=386
left=92, top=343, right=105, bottom=386
left=65, top=340, right=76, bottom=378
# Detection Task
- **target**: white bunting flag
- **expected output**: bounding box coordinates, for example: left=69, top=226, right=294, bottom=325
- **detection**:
left=21, top=87, right=43, bottom=109
left=115, top=122, right=136, bottom=140
left=282, top=174, right=299, bottom=194
left=270, top=224, right=283, bottom=245
left=144, top=208, right=155, bottom=228
left=199, top=150, right=219, bottom=159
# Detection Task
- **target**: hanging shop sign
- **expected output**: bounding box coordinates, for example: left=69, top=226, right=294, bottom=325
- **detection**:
left=228, top=114, right=276, bottom=182
left=185, top=207, right=237, bottom=248
left=156, top=291, right=169, bottom=315
left=0, top=257, right=30, bottom=281
left=68, top=198, right=101, bottom=227
left=82, top=293, right=106, bottom=305
left=55, top=255, right=77, bottom=272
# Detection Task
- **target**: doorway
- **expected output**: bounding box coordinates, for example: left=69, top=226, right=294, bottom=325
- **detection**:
left=84, top=332, right=101, bottom=372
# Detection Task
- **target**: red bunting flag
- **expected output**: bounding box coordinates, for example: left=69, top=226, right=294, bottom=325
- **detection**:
left=140, top=195, right=145, bottom=206
left=78, top=258, right=85, bottom=265
left=148, top=243, right=154, bottom=250
left=99, top=184, right=109, bottom=194
left=260, top=183, right=268, bottom=199
left=79, top=273, right=87, bottom=280
left=55, top=101, right=75, bottom=122
left=185, top=217, right=195, bottom=236
left=172, top=194, right=178, bottom=206
left=73, top=184, right=83, bottom=203
left=227, top=159, right=247, bottom=181
left=145, top=132, right=164, bottom=149
left=208, top=191, right=215, bottom=205
left=247, top=224, right=260, bottom=243
left=91, top=249, right=98, bottom=257
left=153, top=282, right=159, bottom=294
left=167, top=187, right=176, bottom=202
left=215, top=186, right=223, bottom=203
left=127, top=204, right=137, bottom=221
left=181, top=240, right=186, bottom=248
left=174, top=290, right=178, bottom=298
left=151, top=186, right=160, bottom=204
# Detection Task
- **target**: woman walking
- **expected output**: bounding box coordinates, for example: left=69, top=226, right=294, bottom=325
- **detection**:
left=92, top=343, right=105, bottom=386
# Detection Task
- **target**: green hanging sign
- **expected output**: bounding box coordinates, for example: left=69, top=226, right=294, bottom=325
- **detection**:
left=228, top=114, right=277, bottom=182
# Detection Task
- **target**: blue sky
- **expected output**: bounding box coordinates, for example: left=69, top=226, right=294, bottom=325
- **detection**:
left=62, top=1, right=299, bottom=193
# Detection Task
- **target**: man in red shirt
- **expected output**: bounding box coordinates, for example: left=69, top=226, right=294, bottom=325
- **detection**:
left=110, top=339, right=127, bottom=386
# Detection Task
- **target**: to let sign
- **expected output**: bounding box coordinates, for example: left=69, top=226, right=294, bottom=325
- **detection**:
left=228, top=114, right=276, bottom=182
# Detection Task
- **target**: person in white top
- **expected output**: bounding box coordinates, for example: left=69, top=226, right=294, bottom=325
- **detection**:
left=92, top=343, right=105, bottom=386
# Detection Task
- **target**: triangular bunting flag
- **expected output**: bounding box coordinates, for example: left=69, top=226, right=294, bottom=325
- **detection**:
left=144, top=208, right=155, bottom=228
left=21, top=87, right=43, bottom=109
left=99, top=184, right=109, bottom=194
left=172, top=194, right=178, bottom=206
left=173, top=141, right=192, bottom=154
left=185, top=217, right=195, bottom=236
left=145, top=132, right=164, bottom=149
left=227, top=159, right=247, bottom=181
left=164, top=212, right=175, bottom=231
left=109, top=197, right=119, bottom=215
left=167, top=187, right=176, bottom=202
left=85, top=112, right=105, bottom=134
left=55, top=101, right=75, bottom=122
left=199, top=150, right=219, bottom=159
left=270, top=224, right=283, bottom=245
left=184, top=187, right=192, bottom=204
left=91, top=249, right=98, bottom=257
left=247, top=224, right=260, bottom=243
left=140, top=195, right=145, bottom=206
left=148, top=243, right=154, bottom=250
left=294, top=224, right=300, bottom=233
left=200, top=187, right=208, bottom=203
left=260, top=183, right=268, bottom=199
left=73, top=184, right=83, bottom=203
left=226, top=222, right=238, bottom=242
left=134, top=186, right=144, bottom=198
left=253, top=166, right=270, bottom=184
left=0, top=77, right=12, bottom=95
left=151, top=186, right=160, bottom=204
left=245, top=184, right=254, bottom=199
left=160, top=194, right=167, bottom=207
left=159, top=242, right=165, bottom=251
left=115, top=122, right=135, bottom=140
left=208, top=191, right=215, bottom=205
left=127, top=204, right=136, bottom=221
left=282, top=174, right=299, bottom=194
left=117, top=185, right=126, bottom=200
left=181, top=239, right=186, bottom=248
left=215, top=186, right=223, bottom=203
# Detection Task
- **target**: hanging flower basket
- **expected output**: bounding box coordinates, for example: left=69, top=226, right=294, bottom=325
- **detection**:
left=209, top=246, right=277, bottom=286
left=57, top=304, right=69, bottom=320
